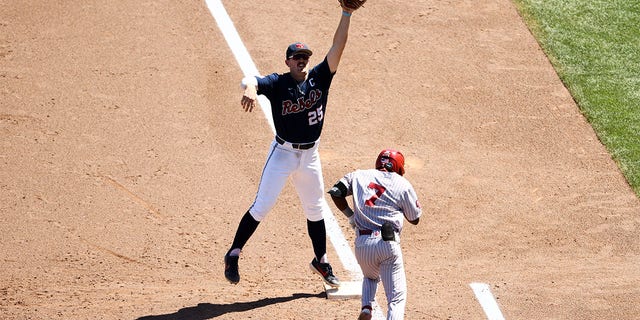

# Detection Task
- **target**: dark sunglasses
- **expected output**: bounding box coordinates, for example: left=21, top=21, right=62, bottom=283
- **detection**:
left=291, top=54, right=310, bottom=60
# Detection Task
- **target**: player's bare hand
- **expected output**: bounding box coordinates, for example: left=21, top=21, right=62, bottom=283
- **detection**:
left=241, top=85, right=257, bottom=112
left=241, top=95, right=256, bottom=112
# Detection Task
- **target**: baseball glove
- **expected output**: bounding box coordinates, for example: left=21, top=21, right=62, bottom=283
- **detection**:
left=339, top=0, right=366, bottom=11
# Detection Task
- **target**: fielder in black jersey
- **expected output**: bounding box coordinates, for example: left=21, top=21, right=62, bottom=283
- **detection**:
left=224, top=6, right=357, bottom=288
left=257, top=57, right=333, bottom=143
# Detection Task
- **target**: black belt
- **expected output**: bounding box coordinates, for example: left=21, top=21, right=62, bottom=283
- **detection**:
left=359, top=228, right=396, bottom=241
left=275, top=136, right=315, bottom=150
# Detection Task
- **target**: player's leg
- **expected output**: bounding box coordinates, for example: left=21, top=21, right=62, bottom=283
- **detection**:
left=224, top=210, right=259, bottom=284
left=292, top=147, right=327, bottom=256
left=229, top=144, right=294, bottom=250
left=292, top=147, right=339, bottom=286
left=224, top=143, right=297, bottom=284
left=355, top=237, right=381, bottom=319
left=306, top=211, right=340, bottom=287
left=250, top=144, right=299, bottom=220
left=380, top=242, right=407, bottom=320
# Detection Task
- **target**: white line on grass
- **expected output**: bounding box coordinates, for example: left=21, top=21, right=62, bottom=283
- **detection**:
left=470, top=282, right=506, bottom=320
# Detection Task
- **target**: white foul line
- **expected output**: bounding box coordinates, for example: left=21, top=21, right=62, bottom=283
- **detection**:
left=205, top=0, right=274, bottom=133
left=470, top=282, right=506, bottom=320
left=205, top=0, right=362, bottom=281
left=322, top=203, right=364, bottom=279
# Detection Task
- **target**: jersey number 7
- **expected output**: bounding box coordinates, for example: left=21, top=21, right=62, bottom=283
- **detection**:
left=365, top=182, right=386, bottom=207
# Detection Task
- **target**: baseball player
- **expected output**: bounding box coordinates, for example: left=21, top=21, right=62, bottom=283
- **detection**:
left=328, top=149, right=422, bottom=320
left=224, top=6, right=357, bottom=288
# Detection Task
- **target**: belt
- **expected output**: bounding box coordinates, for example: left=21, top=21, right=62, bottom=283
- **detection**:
left=275, top=136, right=315, bottom=150
left=359, top=228, right=397, bottom=241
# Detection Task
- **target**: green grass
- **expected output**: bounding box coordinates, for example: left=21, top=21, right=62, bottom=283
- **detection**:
left=512, top=0, right=640, bottom=197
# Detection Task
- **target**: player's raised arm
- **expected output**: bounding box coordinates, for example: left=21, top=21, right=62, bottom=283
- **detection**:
left=326, top=8, right=353, bottom=73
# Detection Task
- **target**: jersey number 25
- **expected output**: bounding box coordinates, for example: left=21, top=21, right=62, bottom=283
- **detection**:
left=308, top=105, right=324, bottom=125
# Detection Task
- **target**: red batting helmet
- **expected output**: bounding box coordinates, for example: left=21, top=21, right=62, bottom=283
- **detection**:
left=375, top=149, right=405, bottom=176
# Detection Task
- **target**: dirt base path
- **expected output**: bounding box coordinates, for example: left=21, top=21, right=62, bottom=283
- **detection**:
left=2, top=0, right=639, bottom=319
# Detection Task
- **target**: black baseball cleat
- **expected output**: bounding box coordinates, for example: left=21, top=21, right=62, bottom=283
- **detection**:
left=310, top=258, right=340, bottom=288
left=224, top=253, right=240, bottom=284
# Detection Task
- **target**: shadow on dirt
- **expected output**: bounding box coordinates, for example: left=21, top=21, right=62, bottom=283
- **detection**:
left=136, top=292, right=326, bottom=319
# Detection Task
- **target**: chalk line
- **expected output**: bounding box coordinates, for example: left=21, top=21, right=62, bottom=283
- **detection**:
left=470, top=282, right=506, bottom=320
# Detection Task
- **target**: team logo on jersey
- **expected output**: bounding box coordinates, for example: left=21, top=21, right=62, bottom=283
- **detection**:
left=282, top=89, right=323, bottom=115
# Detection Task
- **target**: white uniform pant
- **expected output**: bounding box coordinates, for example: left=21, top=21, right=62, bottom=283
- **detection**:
left=356, top=232, right=407, bottom=320
left=248, top=139, right=327, bottom=222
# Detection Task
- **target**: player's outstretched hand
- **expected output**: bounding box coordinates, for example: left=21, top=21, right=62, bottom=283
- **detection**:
left=241, top=86, right=257, bottom=112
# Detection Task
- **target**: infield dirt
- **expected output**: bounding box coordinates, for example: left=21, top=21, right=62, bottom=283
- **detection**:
left=2, top=1, right=640, bottom=319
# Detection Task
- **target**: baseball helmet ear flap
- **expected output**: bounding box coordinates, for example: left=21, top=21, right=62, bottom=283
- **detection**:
left=375, top=149, right=406, bottom=175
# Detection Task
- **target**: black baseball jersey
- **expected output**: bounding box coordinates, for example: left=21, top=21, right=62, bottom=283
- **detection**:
left=256, top=58, right=335, bottom=143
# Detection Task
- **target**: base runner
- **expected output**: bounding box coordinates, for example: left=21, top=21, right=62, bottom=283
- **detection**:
left=328, top=149, right=423, bottom=320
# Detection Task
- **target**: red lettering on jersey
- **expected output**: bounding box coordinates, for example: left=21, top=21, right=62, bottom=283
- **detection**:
left=310, top=89, right=322, bottom=104
left=282, top=100, right=293, bottom=115
left=297, top=97, right=309, bottom=111
left=281, top=89, right=323, bottom=116
left=291, top=101, right=302, bottom=113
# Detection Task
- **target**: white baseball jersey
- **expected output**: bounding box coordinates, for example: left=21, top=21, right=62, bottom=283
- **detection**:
left=339, top=169, right=421, bottom=232
left=338, top=168, right=422, bottom=320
